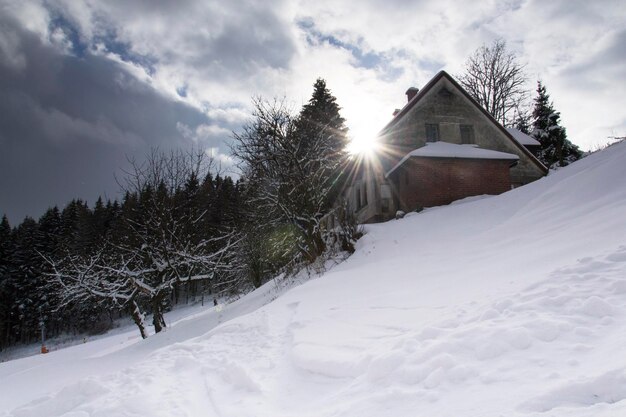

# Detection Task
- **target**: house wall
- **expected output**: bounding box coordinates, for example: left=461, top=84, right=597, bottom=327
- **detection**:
left=343, top=160, right=386, bottom=223
left=394, top=157, right=512, bottom=211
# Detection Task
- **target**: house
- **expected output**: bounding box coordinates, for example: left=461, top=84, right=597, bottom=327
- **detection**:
left=346, top=70, right=547, bottom=223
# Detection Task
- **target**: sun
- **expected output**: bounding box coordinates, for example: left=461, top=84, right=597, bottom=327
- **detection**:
left=348, top=134, right=379, bottom=156
left=344, top=110, right=385, bottom=156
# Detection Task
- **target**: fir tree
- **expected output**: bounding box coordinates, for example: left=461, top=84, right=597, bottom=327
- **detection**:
left=513, top=111, right=532, bottom=135
left=36, top=208, right=62, bottom=337
left=0, top=215, right=11, bottom=279
left=197, top=172, right=216, bottom=238
left=295, top=78, right=350, bottom=208
left=0, top=215, right=14, bottom=349
left=10, top=217, right=44, bottom=343
left=59, top=200, right=92, bottom=255
left=91, top=197, right=111, bottom=242
left=297, top=78, right=349, bottom=154
left=531, top=81, right=582, bottom=168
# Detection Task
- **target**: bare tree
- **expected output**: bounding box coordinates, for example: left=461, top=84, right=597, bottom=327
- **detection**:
left=458, top=39, right=528, bottom=126
left=231, top=95, right=349, bottom=266
left=117, top=148, right=211, bottom=197
left=45, top=149, right=237, bottom=338
left=44, top=235, right=234, bottom=338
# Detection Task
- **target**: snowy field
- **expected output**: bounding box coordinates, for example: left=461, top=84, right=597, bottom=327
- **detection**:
left=2, top=141, right=626, bottom=416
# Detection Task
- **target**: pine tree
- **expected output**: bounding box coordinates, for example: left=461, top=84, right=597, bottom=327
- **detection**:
left=293, top=79, right=350, bottom=259
left=297, top=78, right=349, bottom=154
left=10, top=217, right=44, bottom=344
left=295, top=78, right=350, bottom=208
left=197, top=173, right=216, bottom=239
left=59, top=200, right=93, bottom=256
left=91, top=197, right=111, bottom=243
left=217, top=176, right=237, bottom=225
left=531, top=81, right=582, bottom=168
left=36, top=207, right=63, bottom=338
left=513, top=111, right=531, bottom=135
left=0, top=215, right=11, bottom=279
left=0, top=215, right=14, bottom=349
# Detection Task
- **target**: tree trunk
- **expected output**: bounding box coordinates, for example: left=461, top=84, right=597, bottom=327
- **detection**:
left=305, top=227, right=326, bottom=263
left=152, top=293, right=166, bottom=334
left=557, top=137, right=564, bottom=167
left=130, top=300, right=148, bottom=339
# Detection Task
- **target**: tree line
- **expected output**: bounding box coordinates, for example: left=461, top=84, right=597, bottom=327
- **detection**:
left=0, top=159, right=243, bottom=348
left=0, top=79, right=360, bottom=349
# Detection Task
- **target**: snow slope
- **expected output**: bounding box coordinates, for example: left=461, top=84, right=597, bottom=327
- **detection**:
left=2, top=142, right=626, bottom=416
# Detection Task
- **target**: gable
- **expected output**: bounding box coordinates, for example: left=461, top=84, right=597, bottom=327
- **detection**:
left=377, top=71, right=547, bottom=178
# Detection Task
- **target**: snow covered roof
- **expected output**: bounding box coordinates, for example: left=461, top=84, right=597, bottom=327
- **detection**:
left=386, top=142, right=519, bottom=178
left=506, top=128, right=540, bottom=146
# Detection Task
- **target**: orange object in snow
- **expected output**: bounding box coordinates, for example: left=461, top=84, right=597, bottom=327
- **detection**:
left=41, top=345, right=49, bottom=354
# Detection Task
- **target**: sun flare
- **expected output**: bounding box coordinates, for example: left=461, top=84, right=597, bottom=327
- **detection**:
left=348, top=135, right=379, bottom=156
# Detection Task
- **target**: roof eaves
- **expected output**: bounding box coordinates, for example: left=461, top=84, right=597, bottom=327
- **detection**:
left=385, top=145, right=519, bottom=179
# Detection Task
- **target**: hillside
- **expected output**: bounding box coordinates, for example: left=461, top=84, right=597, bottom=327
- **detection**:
left=2, top=141, right=626, bottom=417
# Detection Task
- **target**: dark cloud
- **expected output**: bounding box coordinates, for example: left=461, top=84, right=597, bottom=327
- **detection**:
left=0, top=14, right=233, bottom=224
left=0, top=0, right=301, bottom=223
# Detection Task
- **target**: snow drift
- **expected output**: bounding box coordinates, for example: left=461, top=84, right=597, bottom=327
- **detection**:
left=2, top=141, right=626, bottom=417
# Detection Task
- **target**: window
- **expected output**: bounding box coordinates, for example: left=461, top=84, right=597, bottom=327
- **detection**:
left=380, top=184, right=391, bottom=213
left=438, top=87, right=452, bottom=98
left=362, top=184, right=368, bottom=206
left=355, top=184, right=368, bottom=210
left=460, top=125, right=474, bottom=144
left=425, top=123, right=439, bottom=142
left=380, top=184, right=391, bottom=199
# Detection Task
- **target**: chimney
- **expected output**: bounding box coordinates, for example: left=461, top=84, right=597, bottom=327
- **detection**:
left=405, top=87, right=419, bottom=102
left=392, top=108, right=401, bottom=117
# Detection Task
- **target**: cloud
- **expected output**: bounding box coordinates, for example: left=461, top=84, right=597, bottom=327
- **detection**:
left=552, top=28, right=626, bottom=148
left=177, top=122, right=232, bottom=144
left=0, top=12, right=226, bottom=222
left=0, top=26, right=27, bottom=69
left=0, top=0, right=625, bottom=222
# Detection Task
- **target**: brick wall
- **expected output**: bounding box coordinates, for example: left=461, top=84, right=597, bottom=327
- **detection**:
left=395, top=157, right=512, bottom=211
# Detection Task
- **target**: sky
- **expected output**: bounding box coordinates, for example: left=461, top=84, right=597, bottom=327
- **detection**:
left=1, top=0, right=624, bottom=223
